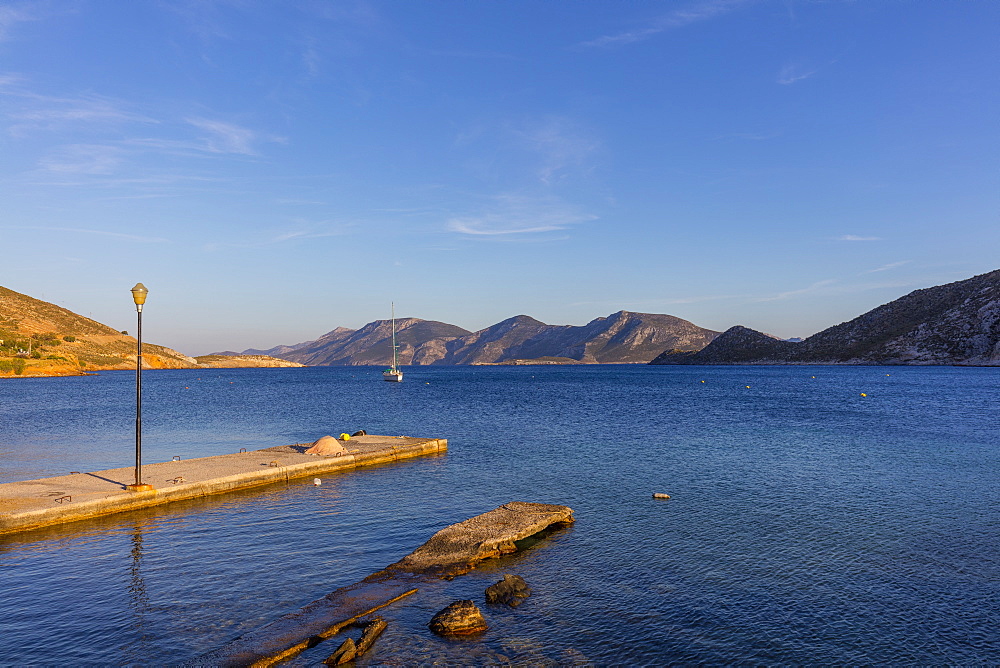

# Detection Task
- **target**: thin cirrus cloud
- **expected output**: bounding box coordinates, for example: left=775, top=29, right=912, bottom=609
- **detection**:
left=0, top=3, right=44, bottom=42
left=185, top=118, right=260, bottom=155
left=203, top=223, right=353, bottom=251
left=755, top=279, right=837, bottom=302
left=6, top=225, right=168, bottom=243
left=836, top=234, right=881, bottom=241
left=864, top=261, right=910, bottom=274
left=580, top=0, right=749, bottom=48
left=777, top=64, right=817, bottom=85
left=2, top=90, right=157, bottom=136
left=447, top=194, right=596, bottom=237
left=124, top=118, right=276, bottom=159
left=38, top=144, right=125, bottom=174
left=513, top=118, right=599, bottom=186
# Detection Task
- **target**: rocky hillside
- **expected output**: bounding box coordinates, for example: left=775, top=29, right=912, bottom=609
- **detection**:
left=651, top=269, right=1000, bottom=365
left=232, top=311, right=719, bottom=365
left=439, top=311, right=719, bottom=364
left=241, top=319, right=472, bottom=366
left=0, top=285, right=198, bottom=377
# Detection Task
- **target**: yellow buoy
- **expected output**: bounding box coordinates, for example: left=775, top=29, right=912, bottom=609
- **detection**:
left=340, top=433, right=351, bottom=440
left=860, top=393, right=867, bottom=397
left=700, top=380, right=705, bottom=383
left=746, top=385, right=751, bottom=389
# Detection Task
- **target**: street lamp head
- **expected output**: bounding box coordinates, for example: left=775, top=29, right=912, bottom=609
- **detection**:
left=130, top=283, right=149, bottom=308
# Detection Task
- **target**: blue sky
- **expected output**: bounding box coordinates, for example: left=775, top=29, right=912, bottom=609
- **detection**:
left=1, top=1, right=997, bottom=355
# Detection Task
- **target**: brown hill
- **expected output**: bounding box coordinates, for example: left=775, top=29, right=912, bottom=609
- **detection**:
left=1, top=285, right=197, bottom=377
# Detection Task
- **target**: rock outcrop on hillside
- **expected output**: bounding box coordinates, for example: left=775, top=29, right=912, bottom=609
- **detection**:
left=651, top=269, right=1000, bottom=366
left=234, top=311, right=720, bottom=366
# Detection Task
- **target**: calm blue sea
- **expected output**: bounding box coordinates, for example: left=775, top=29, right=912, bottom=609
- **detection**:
left=0, top=365, right=997, bottom=665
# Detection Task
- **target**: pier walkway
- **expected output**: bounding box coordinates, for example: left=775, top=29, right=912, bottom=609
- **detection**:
left=0, top=435, right=447, bottom=536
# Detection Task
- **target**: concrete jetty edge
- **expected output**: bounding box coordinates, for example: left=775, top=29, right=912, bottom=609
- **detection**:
left=0, top=435, right=447, bottom=536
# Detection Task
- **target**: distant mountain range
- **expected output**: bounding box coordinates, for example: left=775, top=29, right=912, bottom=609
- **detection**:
left=8, top=268, right=999, bottom=377
left=225, top=311, right=721, bottom=366
left=651, top=269, right=1000, bottom=366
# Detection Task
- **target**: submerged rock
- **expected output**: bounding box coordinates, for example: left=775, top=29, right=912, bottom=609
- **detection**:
left=355, top=616, right=388, bottom=656
left=323, top=637, right=356, bottom=665
left=485, top=574, right=531, bottom=607
left=428, top=600, right=488, bottom=636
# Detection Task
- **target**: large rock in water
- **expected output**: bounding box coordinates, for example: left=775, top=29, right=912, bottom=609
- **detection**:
left=387, top=501, right=574, bottom=577
left=428, top=600, right=488, bottom=636
left=485, top=574, right=531, bottom=607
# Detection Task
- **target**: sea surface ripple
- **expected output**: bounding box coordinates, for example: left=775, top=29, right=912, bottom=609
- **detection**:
left=0, top=365, right=997, bottom=664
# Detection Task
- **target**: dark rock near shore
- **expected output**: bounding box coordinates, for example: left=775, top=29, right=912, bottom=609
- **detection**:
left=428, top=600, right=488, bottom=636
left=485, top=574, right=531, bottom=607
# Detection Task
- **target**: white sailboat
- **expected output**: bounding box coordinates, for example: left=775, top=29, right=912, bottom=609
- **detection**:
left=382, top=302, right=403, bottom=382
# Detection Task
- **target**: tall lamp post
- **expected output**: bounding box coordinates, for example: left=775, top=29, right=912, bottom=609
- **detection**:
left=126, top=283, right=153, bottom=492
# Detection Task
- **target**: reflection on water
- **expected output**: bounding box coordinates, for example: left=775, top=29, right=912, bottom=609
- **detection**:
left=127, top=522, right=150, bottom=661
left=1, top=365, right=998, bottom=664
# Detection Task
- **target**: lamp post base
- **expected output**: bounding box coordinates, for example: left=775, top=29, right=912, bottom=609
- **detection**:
left=125, top=483, right=155, bottom=492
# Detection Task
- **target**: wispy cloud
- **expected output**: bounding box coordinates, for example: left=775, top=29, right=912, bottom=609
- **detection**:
left=2, top=88, right=157, bottom=136
left=0, top=2, right=45, bottom=42
left=711, top=131, right=780, bottom=141
left=570, top=294, right=738, bottom=309
left=0, top=72, right=26, bottom=87
left=580, top=0, right=749, bottom=48
left=777, top=64, right=816, bottom=85
left=447, top=194, right=595, bottom=237
left=836, top=234, right=881, bottom=242
left=512, top=117, right=599, bottom=186
left=38, top=144, right=125, bottom=174
left=186, top=117, right=259, bottom=155
left=203, top=221, right=353, bottom=250
left=6, top=225, right=168, bottom=243
left=755, top=279, right=837, bottom=302
left=864, top=260, right=910, bottom=273
left=426, top=48, right=518, bottom=60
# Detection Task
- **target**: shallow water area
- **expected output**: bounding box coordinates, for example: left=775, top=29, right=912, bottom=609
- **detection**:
left=1, top=365, right=998, bottom=664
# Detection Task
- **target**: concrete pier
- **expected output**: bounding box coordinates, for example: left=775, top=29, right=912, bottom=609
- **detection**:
left=0, top=435, right=447, bottom=536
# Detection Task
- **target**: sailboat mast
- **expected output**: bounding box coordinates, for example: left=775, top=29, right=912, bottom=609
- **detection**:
left=391, top=302, right=398, bottom=369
